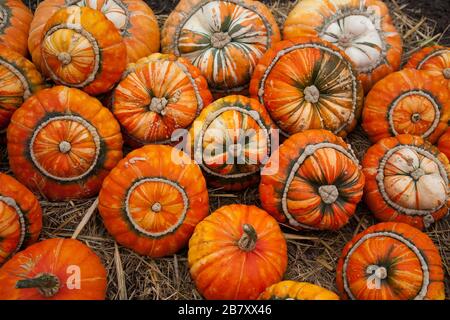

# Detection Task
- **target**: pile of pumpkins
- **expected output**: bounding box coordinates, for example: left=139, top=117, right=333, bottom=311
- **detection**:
left=0, top=0, right=449, bottom=300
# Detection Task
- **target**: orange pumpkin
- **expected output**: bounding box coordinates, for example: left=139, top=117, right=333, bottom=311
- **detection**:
left=40, top=6, right=127, bottom=95
left=0, top=0, right=32, bottom=56
left=405, top=45, right=450, bottom=88
left=0, top=173, right=42, bottom=266
left=161, top=0, right=280, bottom=96
left=362, top=134, right=450, bottom=229
left=437, top=128, right=450, bottom=160
left=0, top=238, right=107, bottom=300
left=362, top=69, right=450, bottom=144
left=188, top=204, right=287, bottom=300
left=188, top=95, right=275, bottom=190
left=112, top=53, right=213, bottom=146
left=99, top=145, right=209, bottom=257
left=250, top=37, right=363, bottom=138
left=7, top=85, right=123, bottom=201
left=0, top=45, right=45, bottom=130
left=258, top=281, right=340, bottom=300
left=336, top=222, right=445, bottom=300
left=28, top=0, right=160, bottom=69
left=260, top=129, right=364, bottom=230
left=283, top=0, right=403, bottom=92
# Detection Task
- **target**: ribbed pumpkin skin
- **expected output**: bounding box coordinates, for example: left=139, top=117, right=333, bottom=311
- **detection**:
left=250, top=37, right=363, bottom=138
left=405, top=45, right=450, bottom=87
left=188, top=204, right=287, bottom=300
left=28, top=0, right=160, bottom=69
left=40, top=6, right=127, bottom=96
left=7, top=86, right=123, bottom=201
left=0, top=238, right=107, bottom=300
left=112, top=53, right=212, bottom=147
left=260, top=129, right=364, bottom=231
left=0, top=173, right=42, bottom=266
left=161, top=0, right=280, bottom=96
left=0, top=0, right=32, bottom=56
left=99, top=145, right=209, bottom=257
left=362, top=134, right=450, bottom=230
left=188, top=95, right=275, bottom=190
left=283, top=0, right=402, bottom=93
left=0, top=45, right=45, bottom=130
left=258, top=281, right=339, bottom=300
left=336, top=222, right=445, bottom=300
left=362, top=69, right=450, bottom=144
left=437, top=128, right=450, bottom=160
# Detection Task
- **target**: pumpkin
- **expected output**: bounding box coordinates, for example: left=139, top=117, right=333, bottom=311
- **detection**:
left=336, top=222, right=445, bottom=300
left=7, top=85, right=123, bottom=201
left=362, top=134, right=450, bottom=229
left=188, top=204, right=287, bottom=300
left=283, top=0, right=403, bottom=92
left=249, top=37, right=364, bottom=138
left=28, top=0, right=160, bottom=69
left=112, top=53, right=213, bottom=147
left=0, top=173, right=42, bottom=266
left=260, top=129, right=364, bottom=230
left=437, top=128, right=450, bottom=161
left=362, top=69, right=450, bottom=144
left=0, top=238, right=107, bottom=300
left=258, top=281, right=340, bottom=300
left=40, top=6, right=127, bottom=96
left=99, top=145, right=209, bottom=257
left=0, top=45, right=45, bottom=130
left=405, top=45, right=450, bottom=87
left=0, top=0, right=32, bottom=56
left=188, top=95, right=275, bottom=190
left=161, top=0, right=280, bottom=96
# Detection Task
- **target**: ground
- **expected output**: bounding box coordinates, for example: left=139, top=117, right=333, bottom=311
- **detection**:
left=10, top=0, right=450, bottom=299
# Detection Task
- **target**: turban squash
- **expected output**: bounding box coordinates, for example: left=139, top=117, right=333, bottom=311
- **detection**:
left=98, top=145, right=209, bottom=257
left=161, top=0, right=280, bottom=96
left=0, top=173, right=42, bottom=266
left=29, top=0, right=159, bottom=68
left=362, top=134, right=450, bottom=229
left=188, top=95, right=275, bottom=190
left=0, top=0, right=32, bottom=56
left=0, top=45, right=45, bottom=130
left=260, top=129, right=364, bottom=231
left=188, top=204, right=287, bottom=300
left=405, top=45, right=450, bottom=87
left=7, top=85, right=123, bottom=201
left=112, top=53, right=212, bottom=147
left=40, top=6, right=127, bottom=96
left=258, top=281, right=339, bottom=300
left=0, top=238, right=107, bottom=300
left=250, top=37, right=363, bottom=138
left=283, top=0, right=403, bottom=93
left=362, top=69, right=450, bottom=144
left=336, top=222, right=445, bottom=300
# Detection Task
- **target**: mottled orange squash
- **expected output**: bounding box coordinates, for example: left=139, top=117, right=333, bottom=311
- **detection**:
left=40, top=6, right=127, bottom=95
left=258, top=281, right=339, bottom=300
left=0, top=0, right=32, bottom=56
left=112, top=53, right=212, bottom=146
left=362, top=69, right=450, bottom=144
left=336, top=222, right=445, bottom=300
left=437, top=128, right=450, bottom=161
left=362, top=134, right=450, bottom=229
left=0, top=173, right=42, bottom=266
left=188, top=204, right=287, bottom=300
left=99, top=145, right=209, bottom=257
left=7, top=86, right=123, bottom=201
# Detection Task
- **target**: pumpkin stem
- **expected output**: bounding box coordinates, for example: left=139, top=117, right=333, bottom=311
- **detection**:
left=410, top=113, right=421, bottom=123
left=58, top=141, right=72, bottom=153
left=303, top=85, right=320, bottom=103
left=318, top=185, right=339, bottom=204
left=443, top=68, right=450, bottom=79
left=411, top=167, right=425, bottom=181
left=16, top=273, right=61, bottom=298
left=211, top=32, right=231, bottom=49
left=149, top=97, right=168, bottom=116
left=151, top=202, right=162, bottom=212
left=237, top=224, right=257, bottom=252
left=57, top=52, right=72, bottom=66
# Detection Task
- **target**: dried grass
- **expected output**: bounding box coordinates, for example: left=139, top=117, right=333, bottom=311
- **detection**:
left=2, top=0, right=448, bottom=299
